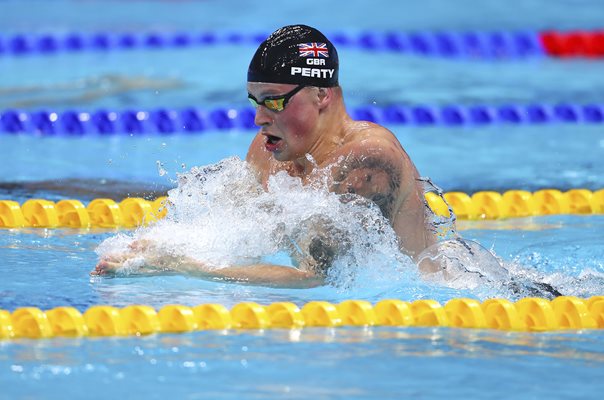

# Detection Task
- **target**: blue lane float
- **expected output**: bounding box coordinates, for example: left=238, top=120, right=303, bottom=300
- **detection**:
left=1, top=104, right=603, bottom=135
left=0, top=30, right=544, bottom=59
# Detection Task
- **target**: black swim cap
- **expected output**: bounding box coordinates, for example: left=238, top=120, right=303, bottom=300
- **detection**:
left=248, top=25, right=339, bottom=87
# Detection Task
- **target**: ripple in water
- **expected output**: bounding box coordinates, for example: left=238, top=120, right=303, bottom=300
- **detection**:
left=97, top=157, right=414, bottom=291
left=417, top=179, right=604, bottom=299
left=96, top=157, right=604, bottom=300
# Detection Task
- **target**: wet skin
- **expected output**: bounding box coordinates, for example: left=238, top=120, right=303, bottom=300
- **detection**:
left=92, top=83, right=436, bottom=286
left=245, top=82, right=436, bottom=261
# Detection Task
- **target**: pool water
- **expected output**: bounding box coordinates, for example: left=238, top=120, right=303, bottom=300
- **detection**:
left=1, top=0, right=604, bottom=399
left=3, top=328, right=604, bottom=400
left=2, top=124, right=603, bottom=198
left=1, top=215, right=604, bottom=311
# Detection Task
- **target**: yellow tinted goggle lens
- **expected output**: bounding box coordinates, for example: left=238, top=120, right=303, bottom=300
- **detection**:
left=248, top=96, right=286, bottom=112
left=264, top=98, right=285, bottom=111
left=248, top=86, right=305, bottom=112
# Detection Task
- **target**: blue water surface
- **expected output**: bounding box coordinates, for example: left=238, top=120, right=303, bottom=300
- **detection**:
left=1, top=215, right=603, bottom=400
left=2, top=328, right=604, bottom=400
left=2, top=124, right=603, bottom=200
left=1, top=216, right=603, bottom=311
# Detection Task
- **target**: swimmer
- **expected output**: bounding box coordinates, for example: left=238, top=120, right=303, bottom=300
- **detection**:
left=244, top=25, right=435, bottom=257
left=92, top=25, right=437, bottom=286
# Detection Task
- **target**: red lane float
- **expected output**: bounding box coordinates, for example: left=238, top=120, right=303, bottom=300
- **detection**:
left=540, top=30, right=604, bottom=58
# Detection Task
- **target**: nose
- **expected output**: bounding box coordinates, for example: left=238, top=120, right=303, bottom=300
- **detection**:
left=253, top=105, right=273, bottom=127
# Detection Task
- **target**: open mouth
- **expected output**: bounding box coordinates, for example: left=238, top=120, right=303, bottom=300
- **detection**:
left=265, top=134, right=282, bottom=145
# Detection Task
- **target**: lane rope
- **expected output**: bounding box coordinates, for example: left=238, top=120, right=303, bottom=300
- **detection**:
left=1, top=296, right=603, bottom=340
left=1, top=103, right=603, bottom=135
left=2, top=30, right=603, bottom=59
left=1, top=189, right=603, bottom=229
left=1, top=30, right=545, bottom=59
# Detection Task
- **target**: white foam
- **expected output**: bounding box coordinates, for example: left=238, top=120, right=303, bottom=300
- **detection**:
left=96, top=157, right=414, bottom=287
left=96, top=157, right=604, bottom=299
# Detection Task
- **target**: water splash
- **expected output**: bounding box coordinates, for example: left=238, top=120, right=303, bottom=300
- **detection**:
left=97, top=157, right=413, bottom=291
left=415, top=177, right=576, bottom=300
left=156, top=161, right=168, bottom=177
left=418, top=176, right=457, bottom=241
left=415, top=177, right=507, bottom=296
left=96, top=158, right=603, bottom=299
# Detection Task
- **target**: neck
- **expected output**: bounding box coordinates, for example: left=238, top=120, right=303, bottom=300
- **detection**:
left=291, top=96, right=351, bottom=174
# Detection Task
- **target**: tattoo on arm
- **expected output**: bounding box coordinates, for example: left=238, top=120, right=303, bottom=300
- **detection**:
left=332, top=156, right=401, bottom=219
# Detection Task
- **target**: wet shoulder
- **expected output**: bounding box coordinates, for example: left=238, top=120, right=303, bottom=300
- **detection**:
left=336, top=121, right=406, bottom=163
left=330, top=120, right=418, bottom=199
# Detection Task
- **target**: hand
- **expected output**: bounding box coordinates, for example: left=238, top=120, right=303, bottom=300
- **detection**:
left=91, top=254, right=128, bottom=276
left=90, top=239, right=154, bottom=276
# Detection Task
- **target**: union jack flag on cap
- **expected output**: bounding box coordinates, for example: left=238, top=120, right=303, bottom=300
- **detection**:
left=298, top=42, right=329, bottom=58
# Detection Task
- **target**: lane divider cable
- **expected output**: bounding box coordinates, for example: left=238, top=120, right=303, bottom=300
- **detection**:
left=1, top=189, right=603, bottom=229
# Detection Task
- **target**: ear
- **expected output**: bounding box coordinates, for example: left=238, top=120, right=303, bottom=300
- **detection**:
left=316, top=87, right=332, bottom=110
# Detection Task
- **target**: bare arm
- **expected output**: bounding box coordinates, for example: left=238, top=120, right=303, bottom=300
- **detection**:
left=91, top=242, right=323, bottom=289
left=330, top=145, right=404, bottom=221
left=193, top=264, right=323, bottom=288
left=329, top=140, right=434, bottom=259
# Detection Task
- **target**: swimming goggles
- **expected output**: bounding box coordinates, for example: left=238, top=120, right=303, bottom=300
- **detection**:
left=248, top=85, right=306, bottom=112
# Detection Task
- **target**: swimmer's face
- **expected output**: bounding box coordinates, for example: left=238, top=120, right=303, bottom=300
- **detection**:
left=247, top=82, right=321, bottom=162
